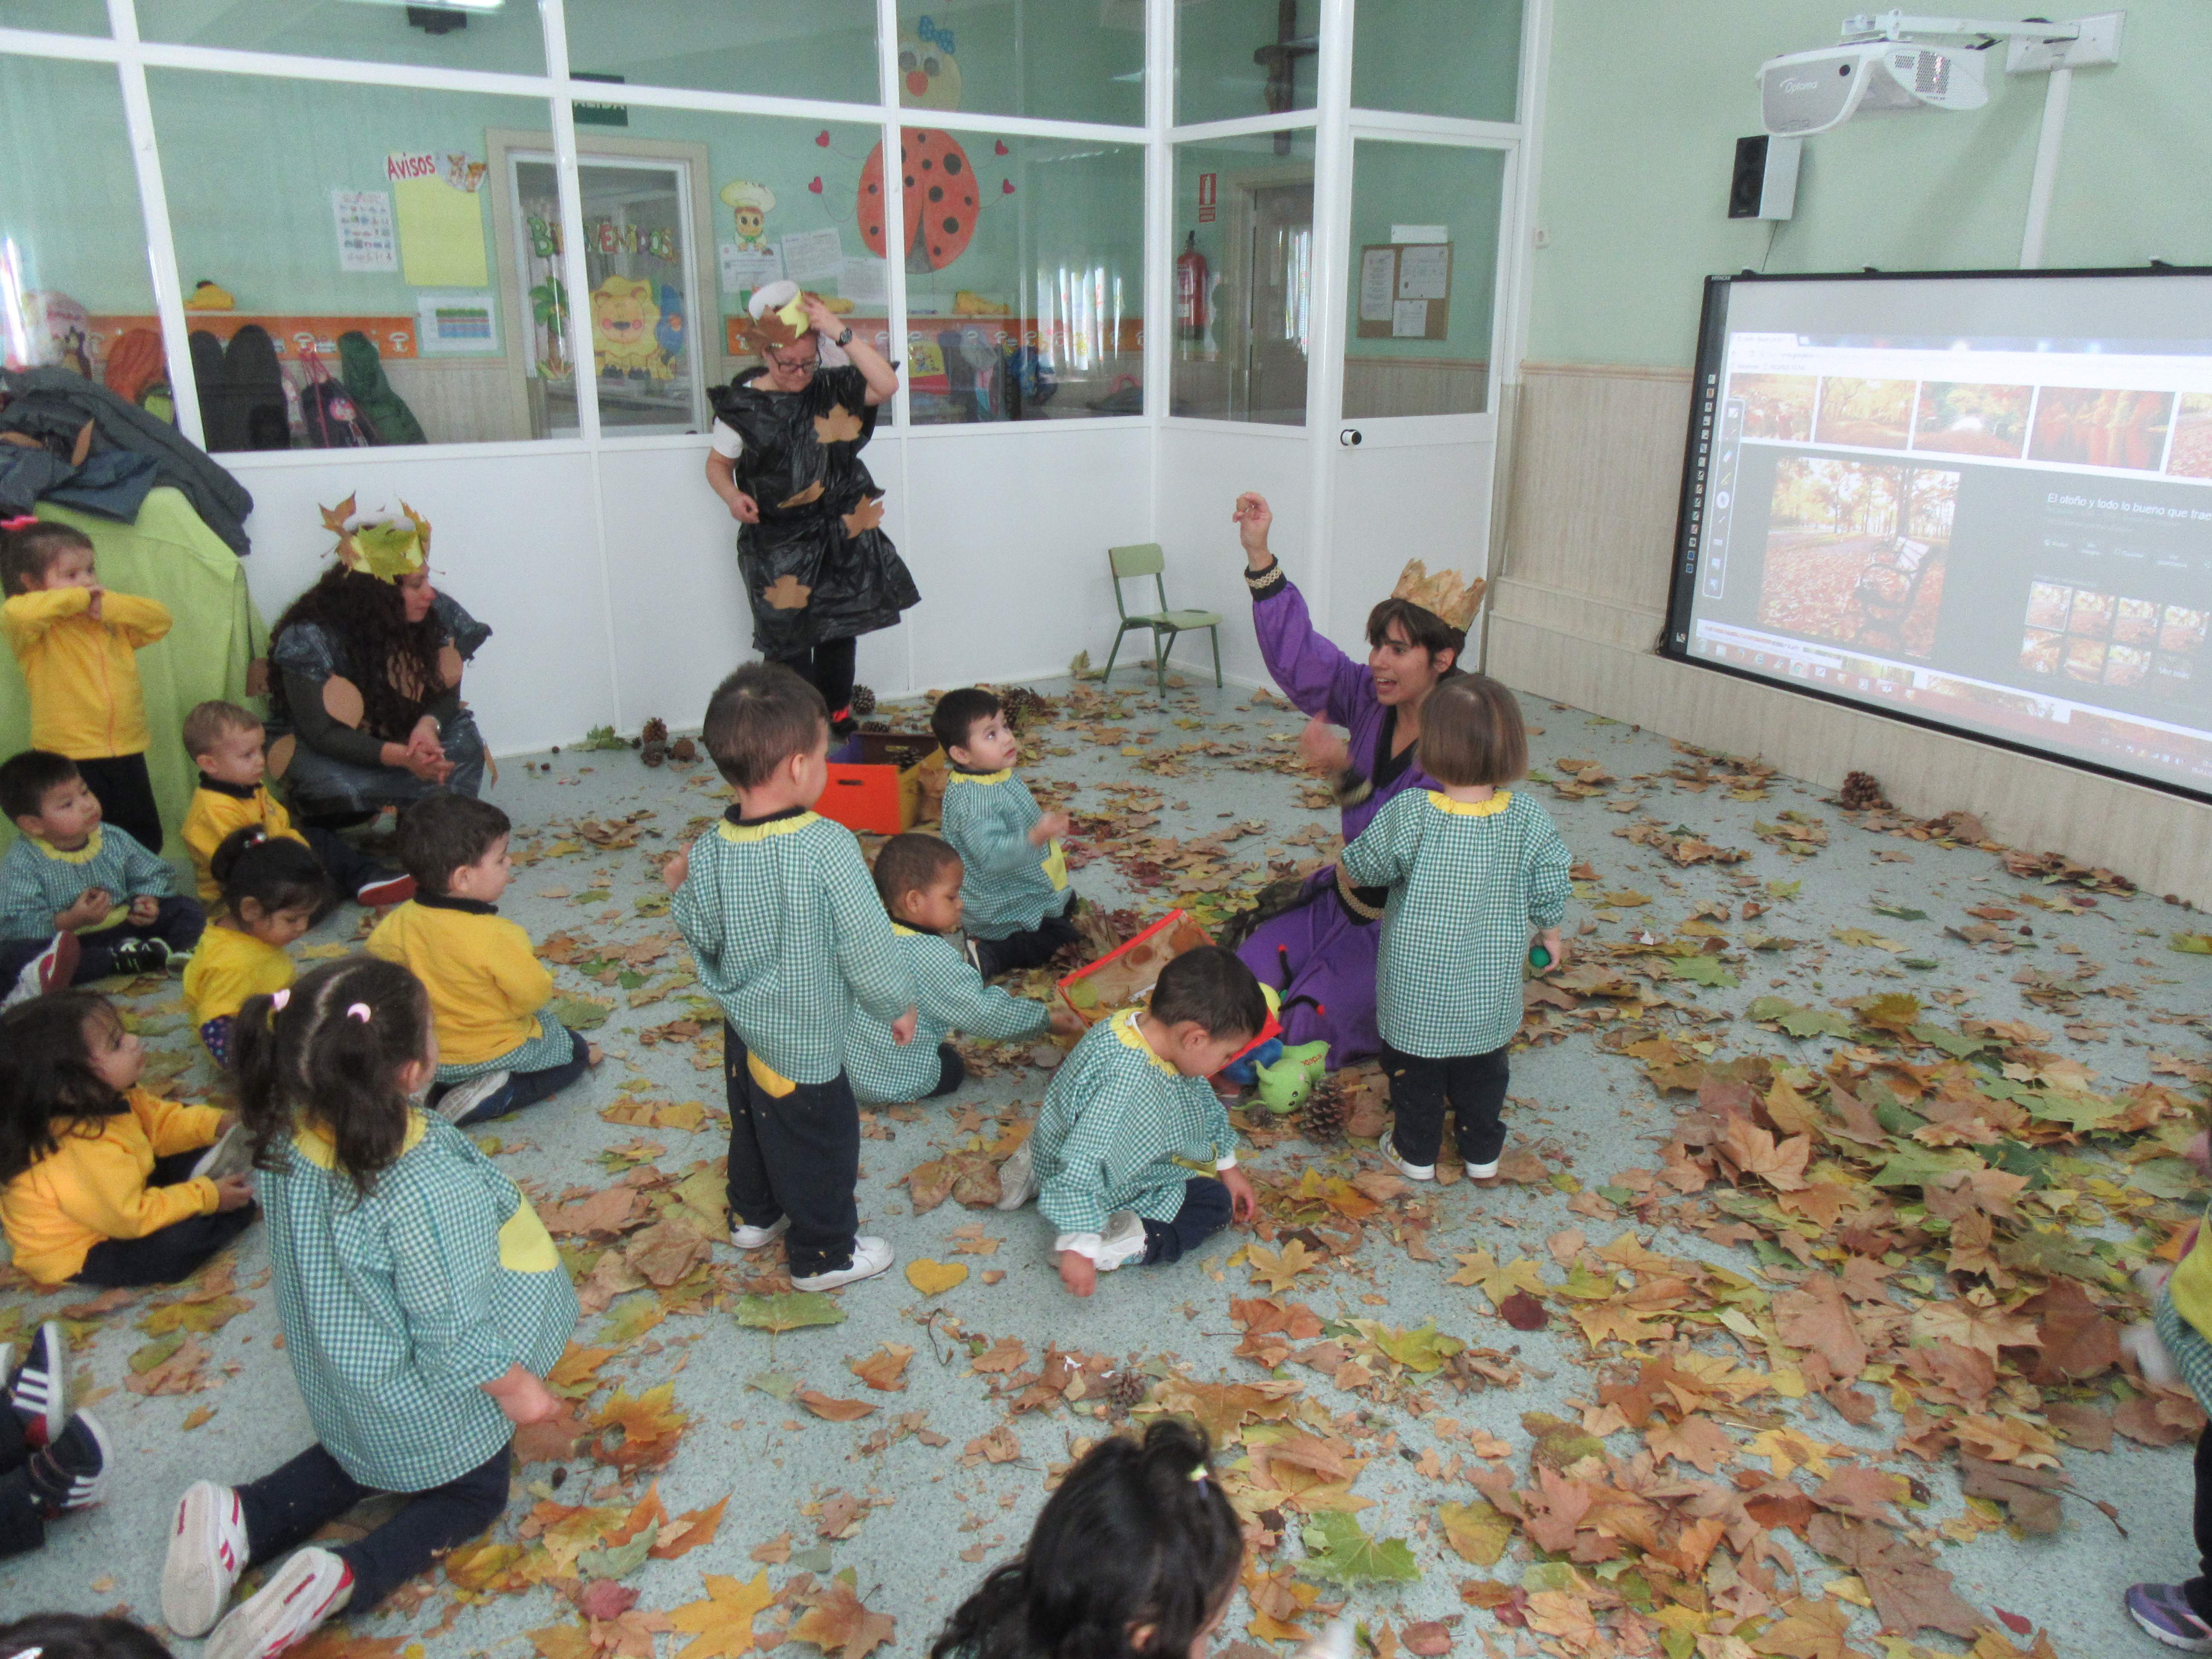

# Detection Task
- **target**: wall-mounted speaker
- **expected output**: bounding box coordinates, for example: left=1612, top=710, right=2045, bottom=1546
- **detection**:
left=1729, top=134, right=1802, bottom=221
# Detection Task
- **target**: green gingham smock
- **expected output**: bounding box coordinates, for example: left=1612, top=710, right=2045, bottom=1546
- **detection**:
left=261, top=1110, right=577, bottom=1492
left=846, top=925, right=1051, bottom=1103
left=1033, top=1009, right=1238, bottom=1251
left=672, top=807, right=913, bottom=1086
left=937, top=768, right=1070, bottom=940
left=1338, top=789, right=1572, bottom=1059
left=0, top=824, right=174, bottom=943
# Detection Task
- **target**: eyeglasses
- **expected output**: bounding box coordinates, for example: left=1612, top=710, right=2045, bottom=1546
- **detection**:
left=766, top=349, right=819, bottom=373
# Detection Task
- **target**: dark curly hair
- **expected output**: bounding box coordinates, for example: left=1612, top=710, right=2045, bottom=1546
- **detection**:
left=269, top=567, right=448, bottom=744
left=0, top=992, right=129, bottom=1185
left=929, top=1419, right=1244, bottom=1659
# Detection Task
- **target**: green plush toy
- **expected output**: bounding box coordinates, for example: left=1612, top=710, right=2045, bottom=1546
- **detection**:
left=1257, top=1041, right=1330, bottom=1114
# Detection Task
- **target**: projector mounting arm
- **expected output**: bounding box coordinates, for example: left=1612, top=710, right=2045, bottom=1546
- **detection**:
left=1839, top=12, right=2081, bottom=46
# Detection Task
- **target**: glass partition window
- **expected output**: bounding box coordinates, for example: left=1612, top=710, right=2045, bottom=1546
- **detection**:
left=1341, top=140, right=1506, bottom=420
left=1176, top=0, right=1315, bottom=127
left=148, top=70, right=554, bottom=449
left=141, top=0, right=546, bottom=76
left=0, top=56, right=161, bottom=402
left=1171, top=132, right=1314, bottom=425
left=1, top=0, right=107, bottom=36
left=562, top=0, right=879, bottom=105
left=895, top=2, right=1144, bottom=127
left=1351, top=0, right=1521, bottom=123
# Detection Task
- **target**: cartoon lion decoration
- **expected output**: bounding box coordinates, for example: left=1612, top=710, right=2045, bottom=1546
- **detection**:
left=591, top=275, right=671, bottom=381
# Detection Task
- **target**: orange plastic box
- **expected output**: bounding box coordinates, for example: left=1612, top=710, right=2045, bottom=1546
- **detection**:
left=817, top=733, right=943, bottom=836
left=1055, top=909, right=1281, bottom=1065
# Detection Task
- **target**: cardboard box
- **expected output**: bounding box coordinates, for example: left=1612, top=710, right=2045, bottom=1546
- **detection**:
left=817, top=733, right=943, bottom=836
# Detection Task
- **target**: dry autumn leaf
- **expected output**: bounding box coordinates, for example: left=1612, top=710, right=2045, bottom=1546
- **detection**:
left=797, top=1390, right=876, bottom=1422
left=849, top=1343, right=915, bottom=1391
left=905, top=1259, right=969, bottom=1296
left=789, top=1576, right=897, bottom=1659
left=667, top=1570, right=776, bottom=1659
left=1246, top=1238, right=1322, bottom=1293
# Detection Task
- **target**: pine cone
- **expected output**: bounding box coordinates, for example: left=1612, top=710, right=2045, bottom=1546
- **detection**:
left=1105, top=1369, right=1148, bottom=1412
left=1001, top=685, right=1050, bottom=731
left=861, top=719, right=891, bottom=733
left=640, top=716, right=669, bottom=768
left=1839, top=771, right=1889, bottom=811
left=1300, top=1080, right=1347, bottom=1145
left=669, top=736, right=698, bottom=763
left=850, top=684, right=878, bottom=716
left=642, top=717, right=668, bottom=744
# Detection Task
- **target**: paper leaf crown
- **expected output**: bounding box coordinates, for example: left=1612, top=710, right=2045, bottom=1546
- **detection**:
left=747, top=280, right=811, bottom=351
left=1391, top=559, right=1484, bottom=632
left=321, top=495, right=431, bottom=582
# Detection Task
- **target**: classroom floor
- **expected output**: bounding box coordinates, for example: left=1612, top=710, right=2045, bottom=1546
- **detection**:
left=3, top=672, right=2208, bottom=1659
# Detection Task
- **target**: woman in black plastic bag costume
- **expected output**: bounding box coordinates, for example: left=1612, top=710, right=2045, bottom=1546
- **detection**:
left=704, top=283, right=918, bottom=738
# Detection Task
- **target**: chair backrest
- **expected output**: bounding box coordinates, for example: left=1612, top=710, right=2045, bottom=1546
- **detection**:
left=1107, top=542, right=1167, bottom=620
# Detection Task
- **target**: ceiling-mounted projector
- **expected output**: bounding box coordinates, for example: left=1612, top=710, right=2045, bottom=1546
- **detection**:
left=1760, top=39, right=1988, bottom=134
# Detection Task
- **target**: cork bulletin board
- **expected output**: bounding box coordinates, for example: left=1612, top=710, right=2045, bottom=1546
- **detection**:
left=1356, top=242, right=1454, bottom=341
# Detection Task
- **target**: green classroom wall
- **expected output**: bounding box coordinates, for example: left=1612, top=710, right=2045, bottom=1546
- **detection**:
left=1351, top=0, right=1520, bottom=124
left=1528, top=0, right=2212, bottom=370
left=1343, top=142, right=1505, bottom=363
left=0, top=55, right=150, bottom=315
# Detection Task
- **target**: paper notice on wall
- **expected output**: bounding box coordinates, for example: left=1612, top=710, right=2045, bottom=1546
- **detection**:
left=389, top=150, right=489, bottom=288
left=1391, top=299, right=1429, bottom=338
left=1396, top=244, right=1450, bottom=301
left=780, top=227, right=845, bottom=285
left=720, top=242, right=784, bottom=294
left=1359, top=247, right=1398, bottom=323
left=839, top=256, right=888, bottom=306
left=416, top=290, right=500, bottom=356
left=332, top=189, right=397, bottom=273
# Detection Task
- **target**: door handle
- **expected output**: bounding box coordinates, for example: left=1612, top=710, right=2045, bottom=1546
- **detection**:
left=1339, top=429, right=1362, bottom=446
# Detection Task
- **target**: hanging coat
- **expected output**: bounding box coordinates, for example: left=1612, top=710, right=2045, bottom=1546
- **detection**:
left=706, top=364, right=919, bottom=656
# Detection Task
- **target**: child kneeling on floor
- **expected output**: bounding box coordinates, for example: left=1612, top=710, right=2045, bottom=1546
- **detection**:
left=668, top=663, right=917, bottom=1292
left=367, top=794, right=597, bottom=1125
left=160, top=955, right=575, bottom=1659
left=1338, top=674, right=1569, bottom=1185
left=847, top=834, right=1081, bottom=1105
left=998, top=945, right=1262, bottom=1297
left=0, top=991, right=255, bottom=1288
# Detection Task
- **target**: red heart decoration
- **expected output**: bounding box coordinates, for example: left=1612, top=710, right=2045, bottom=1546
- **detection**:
left=994, top=140, right=1009, bottom=156
left=1001, top=179, right=1016, bottom=194
left=809, top=176, right=824, bottom=194
left=816, top=130, right=831, bottom=147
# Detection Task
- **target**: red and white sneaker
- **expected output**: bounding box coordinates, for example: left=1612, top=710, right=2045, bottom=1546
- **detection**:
left=3, top=931, right=80, bottom=1010
left=353, top=873, right=414, bottom=908
left=205, top=1545, right=352, bottom=1659
left=163, top=1479, right=251, bottom=1637
left=6, top=1318, right=69, bottom=1445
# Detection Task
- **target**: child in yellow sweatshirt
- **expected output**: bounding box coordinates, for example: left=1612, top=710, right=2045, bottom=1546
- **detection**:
left=183, top=828, right=329, bottom=1067
left=0, top=990, right=256, bottom=1286
left=0, top=518, right=172, bottom=853
left=366, top=794, right=598, bottom=1126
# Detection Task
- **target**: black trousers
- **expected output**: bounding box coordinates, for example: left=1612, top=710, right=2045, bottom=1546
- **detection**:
left=1381, top=1042, right=1511, bottom=1168
left=300, top=824, right=402, bottom=902
left=925, top=1043, right=964, bottom=1099
left=75, top=1151, right=257, bottom=1288
left=722, top=1022, right=861, bottom=1278
left=2186, top=1426, right=2212, bottom=1620
left=437, top=1029, right=592, bottom=1126
left=235, top=1438, right=509, bottom=1614
left=0, top=1406, right=46, bottom=1558
left=1139, top=1177, right=1233, bottom=1266
left=972, top=895, right=1080, bottom=979
left=76, top=753, right=163, bottom=853
left=769, top=636, right=859, bottom=734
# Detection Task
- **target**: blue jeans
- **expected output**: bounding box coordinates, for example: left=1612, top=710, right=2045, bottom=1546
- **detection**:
left=442, top=1029, right=592, bottom=1125
left=1139, top=1177, right=1233, bottom=1266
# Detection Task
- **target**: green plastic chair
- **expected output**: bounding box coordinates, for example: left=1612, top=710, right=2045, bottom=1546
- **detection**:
left=1102, top=542, right=1223, bottom=696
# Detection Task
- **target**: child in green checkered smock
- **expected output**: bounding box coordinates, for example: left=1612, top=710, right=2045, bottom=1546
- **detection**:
left=931, top=688, right=1080, bottom=978
left=847, top=835, right=1079, bottom=1104
left=1001, top=947, right=1266, bottom=1298
left=1338, top=675, right=1569, bottom=1184
left=157, top=955, right=576, bottom=1659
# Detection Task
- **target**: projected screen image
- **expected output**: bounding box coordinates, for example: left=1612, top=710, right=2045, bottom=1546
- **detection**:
left=1665, top=271, right=2212, bottom=798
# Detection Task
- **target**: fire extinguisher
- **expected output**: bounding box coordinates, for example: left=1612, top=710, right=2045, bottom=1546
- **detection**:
left=1176, top=231, right=1209, bottom=342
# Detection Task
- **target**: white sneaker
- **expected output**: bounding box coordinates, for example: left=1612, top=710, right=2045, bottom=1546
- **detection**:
left=1466, top=1156, right=1501, bottom=1181
left=2123, top=1321, right=2183, bottom=1391
left=1378, top=1131, right=1436, bottom=1182
left=730, top=1215, right=790, bottom=1251
left=206, top=1545, right=353, bottom=1659
left=1094, top=1210, right=1150, bottom=1273
left=163, top=1479, right=251, bottom=1637
left=433, top=1071, right=510, bottom=1123
left=994, top=1136, right=1036, bottom=1210
left=792, top=1235, right=894, bottom=1292
left=3, top=931, right=79, bottom=1009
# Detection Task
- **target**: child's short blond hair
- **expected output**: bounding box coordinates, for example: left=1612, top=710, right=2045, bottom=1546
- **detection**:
left=181, top=699, right=260, bottom=760
left=1416, top=675, right=1528, bottom=788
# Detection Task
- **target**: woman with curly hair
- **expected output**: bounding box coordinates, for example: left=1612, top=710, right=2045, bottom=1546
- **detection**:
left=266, top=504, right=490, bottom=827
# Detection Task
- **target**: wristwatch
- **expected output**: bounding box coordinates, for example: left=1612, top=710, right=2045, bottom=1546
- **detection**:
left=835, top=327, right=854, bottom=346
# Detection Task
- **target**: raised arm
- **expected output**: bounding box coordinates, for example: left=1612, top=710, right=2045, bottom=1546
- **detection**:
left=806, top=294, right=897, bottom=405
left=101, top=591, right=172, bottom=648
left=1232, top=493, right=1371, bottom=727
left=0, top=587, right=91, bottom=650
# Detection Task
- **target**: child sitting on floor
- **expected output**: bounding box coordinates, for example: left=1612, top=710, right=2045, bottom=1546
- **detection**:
left=847, top=834, right=1081, bottom=1105
left=931, top=687, right=1079, bottom=978
left=0, top=518, right=173, bottom=853
left=183, top=829, right=329, bottom=1066
left=160, top=955, right=574, bottom=1659
left=1338, top=674, right=1569, bottom=1184
left=667, top=662, right=916, bottom=1291
left=0, top=991, right=255, bottom=1287
left=366, top=794, right=597, bottom=1126
left=0, top=751, right=204, bottom=990
left=180, top=701, right=412, bottom=914
left=998, top=946, right=1262, bottom=1297
left=0, top=1323, right=116, bottom=1568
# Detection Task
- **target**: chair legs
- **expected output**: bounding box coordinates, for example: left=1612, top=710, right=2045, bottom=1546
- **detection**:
left=1103, top=621, right=1134, bottom=685
left=1153, top=626, right=1168, bottom=697
left=1208, top=625, right=1222, bottom=688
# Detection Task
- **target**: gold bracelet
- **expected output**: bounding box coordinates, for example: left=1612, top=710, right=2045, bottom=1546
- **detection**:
left=1244, top=559, right=1283, bottom=591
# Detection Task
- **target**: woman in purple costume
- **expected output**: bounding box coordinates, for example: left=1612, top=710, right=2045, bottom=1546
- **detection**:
left=1230, top=491, right=1466, bottom=1068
